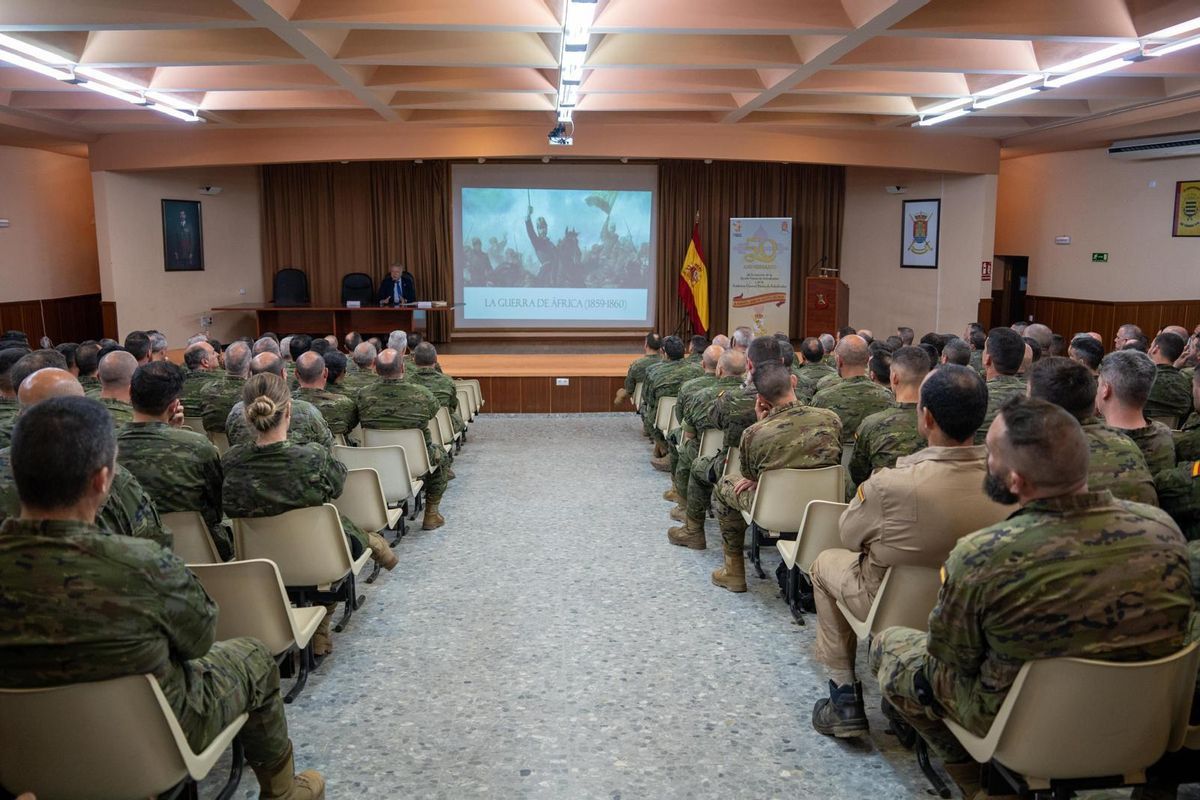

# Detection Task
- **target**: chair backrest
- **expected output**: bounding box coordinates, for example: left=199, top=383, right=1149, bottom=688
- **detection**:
left=456, top=387, right=474, bottom=421
left=956, top=642, right=1200, bottom=783
left=341, top=272, right=374, bottom=304
left=182, top=416, right=205, bottom=435
left=272, top=267, right=310, bottom=307
left=361, top=428, right=431, bottom=477
left=331, top=467, right=391, bottom=533
left=188, top=559, right=299, bottom=654
left=0, top=674, right=221, bottom=799
left=792, top=500, right=849, bottom=573
left=632, top=381, right=644, bottom=410
left=654, top=395, right=677, bottom=435
left=698, top=428, right=722, bottom=460
left=459, top=378, right=483, bottom=409
left=427, top=418, right=447, bottom=450
left=435, top=406, right=454, bottom=442
left=723, top=445, right=742, bottom=480
left=209, top=430, right=230, bottom=455
left=231, top=504, right=352, bottom=587
left=1149, top=414, right=1180, bottom=430
left=749, top=466, right=844, bottom=534
left=865, top=564, right=943, bottom=633
left=332, top=444, right=417, bottom=505
left=161, top=510, right=221, bottom=565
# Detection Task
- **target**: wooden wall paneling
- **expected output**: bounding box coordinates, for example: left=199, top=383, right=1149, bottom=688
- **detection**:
left=1026, top=296, right=1200, bottom=344
left=579, top=377, right=613, bottom=412
left=101, top=302, right=119, bottom=340
left=0, top=301, right=44, bottom=344
left=484, top=377, right=521, bottom=412
left=977, top=298, right=993, bottom=327
left=550, top=376, right=582, bottom=413
left=521, top=377, right=551, bottom=413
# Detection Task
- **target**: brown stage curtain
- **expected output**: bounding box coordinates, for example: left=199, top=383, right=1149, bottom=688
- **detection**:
left=261, top=159, right=843, bottom=342
left=656, top=160, right=844, bottom=338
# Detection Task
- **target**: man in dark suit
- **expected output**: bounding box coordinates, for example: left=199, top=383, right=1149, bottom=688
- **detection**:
left=377, top=263, right=415, bottom=306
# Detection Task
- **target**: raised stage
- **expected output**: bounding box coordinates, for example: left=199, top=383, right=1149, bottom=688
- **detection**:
left=441, top=353, right=638, bottom=414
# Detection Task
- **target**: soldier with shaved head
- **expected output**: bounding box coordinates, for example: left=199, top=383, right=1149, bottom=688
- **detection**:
left=293, top=350, right=358, bottom=439
left=848, top=346, right=930, bottom=488
left=200, top=340, right=251, bottom=434
left=97, top=349, right=138, bottom=427
left=811, top=335, right=893, bottom=445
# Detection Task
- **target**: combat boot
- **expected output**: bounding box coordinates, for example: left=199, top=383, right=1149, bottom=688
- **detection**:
left=252, top=741, right=326, bottom=800
left=669, top=505, right=685, bottom=521
left=668, top=516, right=706, bottom=549
left=711, top=549, right=747, bottom=592
left=811, top=681, right=869, bottom=738
left=941, top=762, right=986, bottom=800
left=422, top=500, right=445, bottom=530
left=311, top=608, right=335, bottom=657
left=650, top=453, right=671, bottom=472
left=366, top=531, right=398, bottom=570
left=652, top=440, right=668, bottom=458
left=662, top=487, right=682, bottom=503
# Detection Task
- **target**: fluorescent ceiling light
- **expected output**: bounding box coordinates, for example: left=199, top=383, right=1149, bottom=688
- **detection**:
left=564, top=0, right=597, bottom=48
left=1044, top=57, right=1129, bottom=88
left=915, top=108, right=970, bottom=126
left=1146, top=17, right=1200, bottom=40
left=0, top=33, right=71, bottom=65
left=1044, top=42, right=1138, bottom=74
left=973, top=86, right=1039, bottom=109
left=75, top=65, right=144, bottom=93
left=1145, top=33, right=1200, bottom=57
left=80, top=79, right=147, bottom=106
left=0, top=47, right=73, bottom=81
left=975, top=74, right=1041, bottom=98
left=150, top=103, right=203, bottom=122
left=145, top=90, right=199, bottom=112
left=920, top=97, right=971, bottom=116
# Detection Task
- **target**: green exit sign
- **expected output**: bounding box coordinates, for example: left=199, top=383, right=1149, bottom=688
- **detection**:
left=1091, top=252, right=1109, bottom=262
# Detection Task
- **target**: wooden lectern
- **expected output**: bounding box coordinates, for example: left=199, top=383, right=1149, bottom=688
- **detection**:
left=804, top=277, right=849, bottom=339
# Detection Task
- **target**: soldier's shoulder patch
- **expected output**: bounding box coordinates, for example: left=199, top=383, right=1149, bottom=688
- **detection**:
left=856, top=484, right=865, bottom=502
left=1192, top=460, right=1200, bottom=479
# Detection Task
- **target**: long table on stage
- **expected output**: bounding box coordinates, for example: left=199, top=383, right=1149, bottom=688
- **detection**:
left=211, top=303, right=456, bottom=340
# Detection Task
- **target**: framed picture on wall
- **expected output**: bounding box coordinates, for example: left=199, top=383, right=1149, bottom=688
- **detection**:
left=1172, top=180, right=1200, bottom=237
left=901, top=198, right=940, bottom=268
left=161, top=199, right=204, bottom=271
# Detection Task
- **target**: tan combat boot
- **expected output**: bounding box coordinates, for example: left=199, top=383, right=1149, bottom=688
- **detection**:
left=662, top=487, right=682, bottom=503
left=668, top=516, right=706, bottom=549
left=422, top=500, right=445, bottom=530
left=650, top=454, right=671, bottom=472
left=366, top=531, right=399, bottom=570
left=669, top=505, right=686, bottom=521
left=711, top=549, right=747, bottom=592
left=252, top=741, right=326, bottom=800
left=311, top=606, right=336, bottom=656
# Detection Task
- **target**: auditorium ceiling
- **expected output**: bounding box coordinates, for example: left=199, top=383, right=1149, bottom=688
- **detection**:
left=0, top=0, right=1199, bottom=160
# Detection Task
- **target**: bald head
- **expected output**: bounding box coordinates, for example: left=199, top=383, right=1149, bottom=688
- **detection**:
left=250, top=352, right=285, bottom=378
left=834, top=334, right=869, bottom=374
left=712, top=334, right=730, bottom=350
left=1023, top=323, right=1053, bottom=351
left=98, top=351, right=138, bottom=397
left=701, top=344, right=724, bottom=372
left=717, top=349, right=748, bottom=378
left=19, top=368, right=83, bottom=407
left=253, top=336, right=281, bottom=357
left=295, top=351, right=326, bottom=387
left=352, top=342, right=377, bottom=370
left=225, top=342, right=251, bottom=378
left=376, top=348, right=404, bottom=379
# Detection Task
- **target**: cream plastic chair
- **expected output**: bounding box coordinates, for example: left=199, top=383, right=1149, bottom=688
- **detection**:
left=456, top=387, right=475, bottom=423
left=1149, top=414, right=1181, bottom=431
left=460, top=378, right=483, bottom=410
left=162, top=510, right=222, bottom=565
left=427, top=417, right=452, bottom=456
left=834, top=563, right=942, bottom=640
left=436, top=406, right=461, bottom=450
left=776, top=500, right=848, bottom=622
left=333, top=467, right=402, bottom=583
left=362, top=427, right=436, bottom=481
left=332, top=433, right=348, bottom=447
left=944, top=642, right=1200, bottom=793
left=632, top=381, right=644, bottom=411
left=743, top=465, right=845, bottom=578
left=0, top=674, right=247, bottom=800
left=232, top=504, right=369, bottom=634
left=698, top=428, right=722, bottom=460
left=654, top=395, right=677, bottom=439
left=209, top=430, right=231, bottom=455
left=182, top=415, right=205, bottom=435
left=332, top=444, right=423, bottom=522
left=722, top=445, right=742, bottom=480
left=190, top=559, right=325, bottom=703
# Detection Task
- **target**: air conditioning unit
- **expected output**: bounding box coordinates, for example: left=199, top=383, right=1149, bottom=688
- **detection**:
left=1108, top=132, right=1200, bottom=161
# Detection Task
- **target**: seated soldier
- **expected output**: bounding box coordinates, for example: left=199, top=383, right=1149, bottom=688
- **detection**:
left=0, top=395, right=324, bottom=799
left=615, top=333, right=663, bottom=409
left=225, top=354, right=332, bottom=449
left=1115, top=322, right=1148, bottom=352
left=222, top=373, right=397, bottom=655
left=792, top=337, right=836, bottom=403
left=974, top=327, right=1027, bottom=444
left=1068, top=334, right=1104, bottom=376
left=848, top=346, right=929, bottom=487
left=939, top=337, right=971, bottom=367
left=644, top=336, right=702, bottom=469
left=75, top=341, right=102, bottom=395
left=337, top=342, right=379, bottom=395
left=870, top=397, right=1193, bottom=799
left=0, top=348, right=24, bottom=447
left=293, top=351, right=358, bottom=441
left=96, top=350, right=137, bottom=427
left=201, top=340, right=251, bottom=434
left=356, top=348, right=449, bottom=530
left=1146, top=332, right=1192, bottom=426
left=1175, top=369, right=1200, bottom=463
left=118, top=361, right=230, bottom=559
left=1097, top=350, right=1176, bottom=474
left=811, top=365, right=1012, bottom=738
left=711, top=364, right=842, bottom=593
left=408, top=343, right=465, bottom=435
left=811, top=334, right=893, bottom=445
left=686, top=334, right=707, bottom=365
left=1028, top=357, right=1158, bottom=506
left=181, top=339, right=222, bottom=417
left=0, top=368, right=170, bottom=547
left=665, top=344, right=723, bottom=519
left=965, top=324, right=986, bottom=374
left=123, top=330, right=152, bottom=365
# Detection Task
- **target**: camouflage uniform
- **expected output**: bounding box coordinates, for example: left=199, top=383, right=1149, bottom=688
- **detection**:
left=968, top=349, right=984, bottom=375
left=356, top=379, right=449, bottom=502
left=669, top=372, right=719, bottom=498
left=869, top=491, right=1194, bottom=761
left=200, top=375, right=244, bottom=434
left=1155, top=460, right=1200, bottom=540
left=685, top=379, right=750, bottom=522
left=685, top=352, right=703, bottom=366
left=1145, top=363, right=1193, bottom=424
left=813, top=372, right=842, bottom=395
left=295, top=386, right=358, bottom=438
left=221, top=439, right=367, bottom=552
left=974, top=374, right=1027, bottom=445
left=711, top=382, right=758, bottom=451
left=0, top=397, right=16, bottom=448
left=98, top=396, right=134, bottom=428
left=1079, top=417, right=1158, bottom=506
left=848, top=402, right=924, bottom=487
left=1176, top=414, right=1200, bottom=463
left=810, top=376, right=893, bottom=445
left=117, top=421, right=230, bottom=559
left=822, top=353, right=837, bottom=369
left=181, top=369, right=221, bottom=417
left=1115, top=419, right=1176, bottom=475
left=336, top=369, right=377, bottom=396
left=225, top=397, right=333, bottom=450
left=0, top=518, right=292, bottom=769
left=624, top=353, right=662, bottom=395
left=714, top=402, right=842, bottom=555
left=78, top=374, right=101, bottom=395
left=793, top=362, right=837, bottom=404
left=643, top=358, right=703, bottom=443
left=407, top=365, right=465, bottom=434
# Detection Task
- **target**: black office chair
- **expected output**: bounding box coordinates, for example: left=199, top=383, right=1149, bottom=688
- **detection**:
left=401, top=270, right=416, bottom=303
left=341, top=273, right=374, bottom=305
left=272, top=268, right=310, bottom=307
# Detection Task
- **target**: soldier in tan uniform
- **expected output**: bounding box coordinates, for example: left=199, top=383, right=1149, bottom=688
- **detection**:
left=810, top=365, right=1013, bottom=738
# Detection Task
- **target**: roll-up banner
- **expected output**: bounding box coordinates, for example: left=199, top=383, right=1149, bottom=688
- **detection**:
left=728, top=217, right=793, bottom=337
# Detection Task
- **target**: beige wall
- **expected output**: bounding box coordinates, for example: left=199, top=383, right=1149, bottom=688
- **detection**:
left=840, top=167, right=996, bottom=338
left=0, top=145, right=100, bottom=301
left=996, top=148, right=1200, bottom=301
left=92, top=166, right=263, bottom=346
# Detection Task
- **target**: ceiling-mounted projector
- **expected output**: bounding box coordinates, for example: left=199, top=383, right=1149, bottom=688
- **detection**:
left=548, top=122, right=573, bottom=146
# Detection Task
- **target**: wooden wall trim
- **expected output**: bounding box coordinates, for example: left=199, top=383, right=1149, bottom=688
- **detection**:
left=101, top=301, right=118, bottom=341
left=1026, top=295, right=1200, bottom=344
left=462, top=375, right=626, bottom=413
left=0, top=294, right=104, bottom=345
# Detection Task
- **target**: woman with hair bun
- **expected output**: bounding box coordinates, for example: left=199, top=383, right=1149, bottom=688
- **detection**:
left=221, top=372, right=397, bottom=656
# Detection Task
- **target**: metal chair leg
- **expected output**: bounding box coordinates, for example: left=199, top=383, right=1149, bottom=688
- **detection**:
left=749, top=524, right=766, bottom=579
left=916, top=739, right=952, bottom=799
left=213, top=737, right=245, bottom=800
left=365, top=557, right=383, bottom=585
left=284, top=645, right=312, bottom=704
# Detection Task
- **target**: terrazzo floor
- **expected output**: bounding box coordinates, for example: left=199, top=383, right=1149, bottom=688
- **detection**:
left=204, top=413, right=1194, bottom=799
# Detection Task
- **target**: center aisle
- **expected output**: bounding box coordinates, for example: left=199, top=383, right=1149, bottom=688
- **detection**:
left=229, top=413, right=929, bottom=798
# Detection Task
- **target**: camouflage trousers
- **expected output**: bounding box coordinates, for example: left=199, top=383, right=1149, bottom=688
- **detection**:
left=207, top=521, right=235, bottom=562
left=673, top=437, right=698, bottom=500
left=426, top=444, right=450, bottom=502
left=713, top=475, right=752, bottom=555
left=868, top=626, right=971, bottom=763
left=165, top=637, right=290, bottom=768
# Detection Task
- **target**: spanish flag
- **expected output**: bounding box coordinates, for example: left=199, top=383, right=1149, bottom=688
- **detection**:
left=678, top=221, right=709, bottom=335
